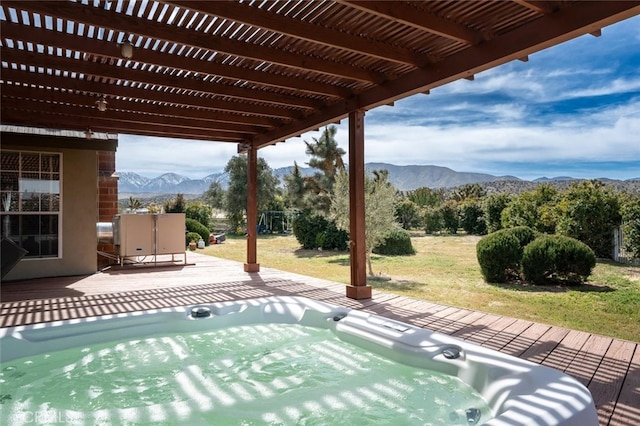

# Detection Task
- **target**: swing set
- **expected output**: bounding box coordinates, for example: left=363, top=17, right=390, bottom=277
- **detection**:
left=257, top=210, right=299, bottom=234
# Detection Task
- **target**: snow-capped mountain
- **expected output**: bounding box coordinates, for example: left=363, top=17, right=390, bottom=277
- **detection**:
left=118, top=172, right=228, bottom=195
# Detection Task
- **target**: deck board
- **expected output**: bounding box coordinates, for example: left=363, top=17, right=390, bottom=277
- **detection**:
left=565, top=334, right=614, bottom=387
left=520, top=326, right=571, bottom=365
left=1, top=252, right=637, bottom=426
left=610, top=346, right=640, bottom=426
left=588, top=340, right=636, bottom=425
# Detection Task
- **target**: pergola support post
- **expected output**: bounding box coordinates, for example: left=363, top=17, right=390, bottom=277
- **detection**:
left=346, top=109, right=372, bottom=299
left=244, top=145, right=260, bottom=273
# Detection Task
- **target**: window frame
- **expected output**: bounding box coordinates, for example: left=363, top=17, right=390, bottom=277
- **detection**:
left=1, top=150, right=63, bottom=260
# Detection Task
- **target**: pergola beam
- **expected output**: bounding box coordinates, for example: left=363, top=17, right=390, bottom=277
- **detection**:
left=0, top=21, right=350, bottom=99
left=0, top=69, right=282, bottom=126
left=7, top=1, right=384, bottom=83
left=1, top=108, right=243, bottom=142
left=252, top=0, right=640, bottom=148
left=0, top=48, right=320, bottom=111
left=338, top=0, right=485, bottom=45
left=168, top=0, right=432, bottom=66
left=1, top=97, right=257, bottom=137
left=512, top=0, right=556, bottom=15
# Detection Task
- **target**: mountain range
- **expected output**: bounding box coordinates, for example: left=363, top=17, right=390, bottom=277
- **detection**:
left=117, top=163, right=639, bottom=198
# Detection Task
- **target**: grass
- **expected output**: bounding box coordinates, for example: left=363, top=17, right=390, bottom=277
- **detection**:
left=201, top=234, right=640, bottom=342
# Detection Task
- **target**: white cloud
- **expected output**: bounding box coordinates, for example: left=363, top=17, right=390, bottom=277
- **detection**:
left=115, top=16, right=640, bottom=180
left=562, top=78, right=640, bottom=99
left=117, top=135, right=238, bottom=177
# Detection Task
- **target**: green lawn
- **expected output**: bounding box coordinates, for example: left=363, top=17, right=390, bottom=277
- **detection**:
left=201, top=234, right=640, bottom=342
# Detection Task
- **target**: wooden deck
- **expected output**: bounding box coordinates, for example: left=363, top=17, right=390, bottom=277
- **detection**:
left=1, top=252, right=638, bottom=426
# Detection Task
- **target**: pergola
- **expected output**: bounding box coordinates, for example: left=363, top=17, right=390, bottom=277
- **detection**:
left=2, top=1, right=639, bottom=298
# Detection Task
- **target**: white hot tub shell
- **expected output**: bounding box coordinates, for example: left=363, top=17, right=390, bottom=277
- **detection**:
left=0, top=296, right=597, bottom=425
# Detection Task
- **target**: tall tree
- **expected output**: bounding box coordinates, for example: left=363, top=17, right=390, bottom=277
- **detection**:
left=501, top=184, right=558, bottom=233
left=283, top=161, right=307, bottom=210
left=202, top=179, right=226, bottom=210
left=555, top=180, right=621, bottom=257
left=304, top=125, right=346, bottom=213
left=330, top=170, right=398, bottom=276
left=224, top=155, right=279, bottom=232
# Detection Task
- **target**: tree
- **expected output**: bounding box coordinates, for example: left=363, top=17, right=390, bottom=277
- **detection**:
left=423, top=207, right=442, bottom=234
left=202, top=179, right=225, bottom=210
left=164, top=193, right=186, bottom=213
left=128, top=196, right=141, bottom=211
left=621, top=194, right=640, bottom=260
left=395, top=198, right=421, bottom=230
left=330, top=170, right=398, bottom=276
left=438, top=201, right=459, bottom=234
left=224, top=155, right=279, bottom=232
left=555, top=180, right=622, bottom=258
left=459, top=199, right=486, bottom=235
left=483, top=193, right=511, bottom=233
left=283, top=161, right=307, bottom=210
left=304, top=126, right=346, bottom=213
left=450, top=183, right=486, bottom=202
left=408, top=186, right=445, bottom=208
left=185, top=201, right=212, bottom=230
left=501, top=184, right=558, bottom=233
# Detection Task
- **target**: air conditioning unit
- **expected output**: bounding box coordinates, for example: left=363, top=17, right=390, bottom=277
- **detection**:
left=113, top=213, right=185, bottom=257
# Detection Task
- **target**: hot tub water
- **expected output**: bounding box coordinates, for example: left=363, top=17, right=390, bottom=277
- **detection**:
left=1, top=323, right=491, bottom=425
left=0, top=296, right=598, bottom=425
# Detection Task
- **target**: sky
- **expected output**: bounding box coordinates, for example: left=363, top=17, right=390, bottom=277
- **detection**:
left=116, top=15, right=640, bottom=182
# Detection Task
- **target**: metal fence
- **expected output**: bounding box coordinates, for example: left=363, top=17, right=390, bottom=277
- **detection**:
left=613, top=225, right=639, bottom=265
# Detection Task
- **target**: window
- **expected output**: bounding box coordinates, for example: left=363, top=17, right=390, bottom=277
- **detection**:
left=1, top=151, right=61, bottom=258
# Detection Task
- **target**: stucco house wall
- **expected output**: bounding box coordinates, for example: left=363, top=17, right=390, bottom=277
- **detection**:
left=1, top=129, right=117, bottom=281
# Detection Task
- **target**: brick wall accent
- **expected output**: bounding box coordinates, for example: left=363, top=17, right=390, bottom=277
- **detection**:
left=97, top=150, right=118, bottom=269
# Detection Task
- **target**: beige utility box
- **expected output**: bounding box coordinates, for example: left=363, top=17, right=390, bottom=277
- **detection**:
left=114, top=213, right=185, bottom=257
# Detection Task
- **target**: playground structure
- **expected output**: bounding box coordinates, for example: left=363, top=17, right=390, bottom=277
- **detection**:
left=257, top=210, right=300, bottom=234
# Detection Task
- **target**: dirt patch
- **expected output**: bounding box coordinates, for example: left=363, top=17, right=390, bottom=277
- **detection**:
left=625, top=268, right=640, bottom=282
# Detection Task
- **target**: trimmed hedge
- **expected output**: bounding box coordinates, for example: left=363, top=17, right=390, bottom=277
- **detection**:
left=522, top=235, right=596, bottom=284
left=476, top=230, right=521, bottom=283
left=373, top=228, right=416, bottom=255
left=293, top=211, right=348, bottom=250
left=476, top=226, right=537, bottom=283
left=186, top=218, right=210, bottom=246
left=508, top=226, right=539, bottom=247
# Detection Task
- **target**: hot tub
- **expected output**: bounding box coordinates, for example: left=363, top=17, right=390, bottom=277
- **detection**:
left=0, top=296, right=597, bottom=425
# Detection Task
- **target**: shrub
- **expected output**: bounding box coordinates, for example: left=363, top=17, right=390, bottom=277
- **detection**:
left=373, top=228, right=416, bottom=255
left=522, top=235, right=596, bottom=284
left=321, top=222, right=349, bottom=251
left=185, top=201, right=212, bottom=230
left=186, top=232, right=201, bottom=246
left=476, top=226, right=537, bottom=283
left=186, top=218, right=210, bottom=246
left=476, top=230, right=521, bottom=283
left=508, top=225, right=539, bottom=247
left=293, top=211, right=348, bottom=250
left=293, top=212, right=325, bottom=249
